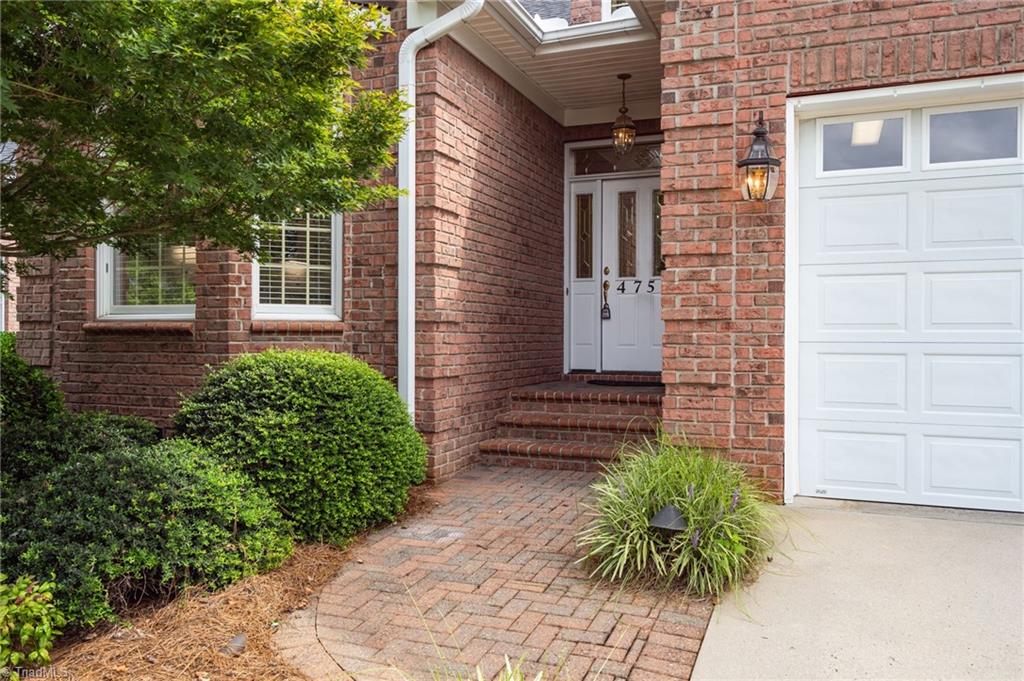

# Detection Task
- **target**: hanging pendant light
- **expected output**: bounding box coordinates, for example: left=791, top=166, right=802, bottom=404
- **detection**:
left=611, top=73, right=637, bottom=156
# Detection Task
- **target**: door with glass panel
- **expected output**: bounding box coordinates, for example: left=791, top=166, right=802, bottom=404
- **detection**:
left=599, top=177, right=664, bottom=371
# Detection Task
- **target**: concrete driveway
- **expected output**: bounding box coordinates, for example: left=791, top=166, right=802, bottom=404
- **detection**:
left=693, top=499, right=1024, bottom=681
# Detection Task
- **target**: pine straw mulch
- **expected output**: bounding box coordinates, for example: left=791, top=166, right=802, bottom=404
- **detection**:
left=48, top=486, right=442, bottom=681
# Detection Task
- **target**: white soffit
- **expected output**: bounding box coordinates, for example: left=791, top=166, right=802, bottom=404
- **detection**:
left=433, top=0, right=662, bottom=126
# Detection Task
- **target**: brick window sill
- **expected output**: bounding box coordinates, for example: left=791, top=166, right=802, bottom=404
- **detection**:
left=82, top=321, right=194, bottom=335
left=250, top=320, right=347, bottom=335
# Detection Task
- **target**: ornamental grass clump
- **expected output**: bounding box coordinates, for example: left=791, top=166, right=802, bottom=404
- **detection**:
left=576, top=435, right=774, bottom=596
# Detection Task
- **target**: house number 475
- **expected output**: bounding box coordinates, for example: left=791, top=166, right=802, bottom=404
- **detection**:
left=617, top=280, right=657, bottom=294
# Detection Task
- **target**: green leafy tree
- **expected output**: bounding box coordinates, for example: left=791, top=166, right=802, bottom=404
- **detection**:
left=0, top=0, right=406, bottom=261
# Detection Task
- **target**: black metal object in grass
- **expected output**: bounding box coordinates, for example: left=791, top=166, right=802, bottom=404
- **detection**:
left=649, top=504, right=687, bottom=535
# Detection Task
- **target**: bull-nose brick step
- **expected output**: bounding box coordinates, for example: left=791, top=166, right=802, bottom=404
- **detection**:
left=495, top=412, right=658, bottom=433
left=481, top=380, right=665, bottom=470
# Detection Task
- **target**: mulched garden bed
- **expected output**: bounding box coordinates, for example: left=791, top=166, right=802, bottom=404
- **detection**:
left=46, top=486, right=441, bottom=681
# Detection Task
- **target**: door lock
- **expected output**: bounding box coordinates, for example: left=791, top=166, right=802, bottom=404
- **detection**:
left=604, top=266, right=610, bottom=275
left=601, top=280, right=611, bottom=320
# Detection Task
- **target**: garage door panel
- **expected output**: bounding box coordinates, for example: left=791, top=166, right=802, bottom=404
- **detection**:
left=923, top=269, right=1021, bottom=332
left=809, top=193, right=909, bottom=255
left=924, top=354, right=1022, bottom=420
left=801, top=343, right=1022, bottom=428
left=800, top=180, right=1023, bottom=266
left=800, top=421, right=1024, bottom=511
left=801, top=260, right=1022, bottom=343
left=816, top=353, right=907, bottom=412
left=924, top=435, right=1022, bottom=503
left=926, top=186, right=1023, bottom=251
left=801, top=270, right=908, bottom=338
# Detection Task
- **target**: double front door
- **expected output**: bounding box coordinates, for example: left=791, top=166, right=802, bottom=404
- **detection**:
left=569, top=176, right=664, bottom=372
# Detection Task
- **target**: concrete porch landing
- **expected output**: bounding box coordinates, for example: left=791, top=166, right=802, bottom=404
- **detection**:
left=275, top=466, right=711, bottom=681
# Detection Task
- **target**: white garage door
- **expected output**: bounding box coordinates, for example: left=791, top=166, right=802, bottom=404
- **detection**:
left=798, top=98, right=1024, bottom=512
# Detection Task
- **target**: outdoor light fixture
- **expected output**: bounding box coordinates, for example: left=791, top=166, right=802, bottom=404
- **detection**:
left=611, top=73, right=637, bottom=156
left=649, top=504, right=687, bottom=535
left=737, top=111, right=781, bottom=201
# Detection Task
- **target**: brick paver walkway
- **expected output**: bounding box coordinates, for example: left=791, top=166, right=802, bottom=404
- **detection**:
left=275, top=467, right=712, bottom=681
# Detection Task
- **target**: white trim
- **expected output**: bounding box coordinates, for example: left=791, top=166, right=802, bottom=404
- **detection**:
left=783, top=73, right=1024, bottom=506
left=95, top=244, right=195, bottom=321
left=814, top=110, right=911, bottom=179
left=790, top=72, right=1024, bottom=120
left=921, top=99, right=1023, bottom=171
left=252, top=213, right=343, bottom=321
left=783, top=99, right=799, bottom=505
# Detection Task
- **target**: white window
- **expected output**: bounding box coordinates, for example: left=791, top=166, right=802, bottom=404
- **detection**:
left=817, top=111, right=909, bottom=177
left=252, top=214, right=342, bottom=320
left=96, top=239, right=197, bottom=320
left=924, top=101, right=1022, bottom=169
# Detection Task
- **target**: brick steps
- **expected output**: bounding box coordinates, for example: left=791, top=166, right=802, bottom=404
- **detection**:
left=480, top=379, right=663, bottom=470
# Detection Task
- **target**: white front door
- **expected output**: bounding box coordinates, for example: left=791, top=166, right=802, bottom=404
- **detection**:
left=568, top=176, right=664, bottom=372
left=797, top=98, right=1024, bottom=512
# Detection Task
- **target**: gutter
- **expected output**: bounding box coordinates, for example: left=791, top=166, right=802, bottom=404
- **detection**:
left=397, top=0, right=485, bottom=417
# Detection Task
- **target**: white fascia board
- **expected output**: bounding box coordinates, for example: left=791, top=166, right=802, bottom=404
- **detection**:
left=563, top=97, right=661, bottom=127
left=533, top=27, right=655, bottom=55
left=791, top=72, right=1024, bottom=119
left=481, top=0, right=543, bottom=52
left=628, top=0, right=659, bottom=36
left=447, top=25, right=565, bottom=123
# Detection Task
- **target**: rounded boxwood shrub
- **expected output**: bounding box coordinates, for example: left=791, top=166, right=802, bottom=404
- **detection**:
left=576, top=435, right=774, bottom=596
left=175, top=349, right=427, bottom=544
left=1, top=439, right=293, bottom=626
left=0, top=332, right=66, bottom=482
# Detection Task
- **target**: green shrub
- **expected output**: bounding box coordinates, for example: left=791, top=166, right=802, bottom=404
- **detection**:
left=0, top=574, right=66, bottom=676
left=0, top=332, right=67, bottom=483
left=2, top=439, right=293, bottom=626
left=63, top=410, right=162, bottom=454
left=576, top=435, right=774, bottom=596
left=175, top=349, right=427, bottom=543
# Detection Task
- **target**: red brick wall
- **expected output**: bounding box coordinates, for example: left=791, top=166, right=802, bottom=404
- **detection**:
left=414, top=37, right=566, bottom=478
left=570, top=0, right=604, bottom=25
left=659, top=0, right=1024, bottom=493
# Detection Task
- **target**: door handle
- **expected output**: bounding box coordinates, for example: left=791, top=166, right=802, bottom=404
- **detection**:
left=601, top=280, right=611, bottom=320
left=602, top=279, right=610, bottom=304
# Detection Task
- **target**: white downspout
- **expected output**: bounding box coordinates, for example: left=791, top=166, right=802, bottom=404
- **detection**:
left=397, top=0, right=485, bottom=417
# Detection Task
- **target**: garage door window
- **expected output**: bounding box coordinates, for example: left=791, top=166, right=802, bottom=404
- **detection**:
left=925, top=103, right=1020, bottom=168
left=819, top=113, right=907, bottom=175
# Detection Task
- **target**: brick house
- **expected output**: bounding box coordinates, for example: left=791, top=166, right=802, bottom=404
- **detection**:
left=17, top=1, right=1024, bottom=512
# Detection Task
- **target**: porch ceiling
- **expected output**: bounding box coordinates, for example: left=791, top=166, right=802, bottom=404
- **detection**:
left=441, top=0, right=664, bottom=127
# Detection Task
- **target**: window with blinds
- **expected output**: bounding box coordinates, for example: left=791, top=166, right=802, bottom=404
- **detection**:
left=255, top=214, right=341, bottom=319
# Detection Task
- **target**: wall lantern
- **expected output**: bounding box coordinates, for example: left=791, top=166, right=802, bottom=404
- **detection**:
left=737, top=111, right=780, bottom=201
left=649, top=504, right=687, bottom=536
left=611, top=73, right=637, bottom=156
